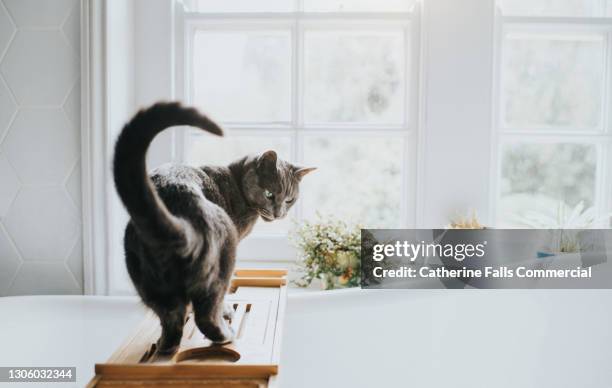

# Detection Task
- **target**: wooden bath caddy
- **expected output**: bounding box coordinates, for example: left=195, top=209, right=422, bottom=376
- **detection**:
left=88, top=269, right=288, bottom=387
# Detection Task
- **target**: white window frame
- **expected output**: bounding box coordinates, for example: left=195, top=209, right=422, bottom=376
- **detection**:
left=82, top=0, right=503, bottom=294
left=490, top=8, right=612, bottom=226
left=173, top=4, right=421, bottom=263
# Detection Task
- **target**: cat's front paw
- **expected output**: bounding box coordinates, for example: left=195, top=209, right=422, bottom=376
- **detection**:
left=197, top=317, right=235, bottom=345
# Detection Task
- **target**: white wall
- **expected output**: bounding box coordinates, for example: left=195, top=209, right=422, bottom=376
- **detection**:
left=0, top=0, right=83, bottom=295
left=105, top=0, right=137, bottom=295
left=418, top=0, right=495, bottom=227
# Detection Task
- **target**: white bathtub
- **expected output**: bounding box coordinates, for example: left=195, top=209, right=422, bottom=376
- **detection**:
left=1, top=290, right=612, bottom=387
left=0, top=296, right=145, bottom=388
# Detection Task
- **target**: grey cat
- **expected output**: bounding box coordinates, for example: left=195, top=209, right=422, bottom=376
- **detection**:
left=113, top=102, right=315, bottom=354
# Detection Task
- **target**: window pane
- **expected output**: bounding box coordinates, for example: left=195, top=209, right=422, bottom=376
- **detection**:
left=195, top=0, right=294, bottom=12
left=184, top=133, right=293, bottom=234
left=499, top=143, right=597, bottom=226
left=304, top=0, right=416, bottom=12
left=185, top=133, right=291, bottom=165
left=301, top=135, right=404, bottom=227
left=502, top=33, right=604, bottom=129
left=304, top=30, right=405, bottom=125
left=499, top=0, right=604, bottom=17
left=193, top=31, right=291, bottom=123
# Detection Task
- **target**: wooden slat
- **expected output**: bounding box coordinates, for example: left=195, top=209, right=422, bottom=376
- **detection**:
left=95, top=364, right=278, bottom=379
left=89, top=268, right=287, bottom=387
left=85, top=375, right=101, bottom=388
left=230, top=277, right=286, bottom=291
left=96, top=378, right=268, bottom=387
left=231, top=303, right=247, bottom=337
left=107, top=310, right=161, bottom=364
left=234, top=269, right=288, bottom=278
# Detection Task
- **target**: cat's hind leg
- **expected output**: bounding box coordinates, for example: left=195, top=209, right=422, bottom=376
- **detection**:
left=191, top=239, right=236, bottom=344
left=153, top=303, right=187, bottom=355
left=192, top=288, right=234, bottom=344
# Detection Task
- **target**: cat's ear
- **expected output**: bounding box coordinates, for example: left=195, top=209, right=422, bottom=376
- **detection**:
left=258, top=150, right=278, bottom=169
left=294, top=166, right=317, bottom=181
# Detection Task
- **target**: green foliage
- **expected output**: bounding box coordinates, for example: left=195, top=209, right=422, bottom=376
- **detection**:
left=292, top=217, right=361, bottom=289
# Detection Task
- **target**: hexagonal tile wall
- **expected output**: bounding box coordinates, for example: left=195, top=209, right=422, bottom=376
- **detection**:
left=0, top=30, right=78, bottom=105
left=3, top=0, right=77, bottom=29
left=4, top=187, right=79, bottom=262
left=3, top=108, right=79, bottom=185
left=0, top=223, right=21, bottom=295
left=63, top=79, right=80, bottom=126
left=0, top=150, right=19, bottom=217
left=7, top=261, right=80, bottom=296
left=0, top=76, right=17, bottom=140
left=0, top=0, right=83, bottom=295
left=66, top=237, right=83, bottom=289
left=0, top=1, right=15, bottom=58
left=66, top=160, right=81, bottom=211
left=62, top=1, right=80, bottom=55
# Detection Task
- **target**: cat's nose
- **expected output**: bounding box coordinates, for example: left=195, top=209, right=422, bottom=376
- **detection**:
left=274, top=205, right=287, bottom=218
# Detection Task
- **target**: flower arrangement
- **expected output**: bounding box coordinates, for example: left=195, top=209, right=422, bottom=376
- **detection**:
left=512, top=201, right=608, bottom=230
left=513, top=201, right=611, bottom=254
left=448, top=210, right=485, bottom=229
left=292, top=217, right=361, bottom=290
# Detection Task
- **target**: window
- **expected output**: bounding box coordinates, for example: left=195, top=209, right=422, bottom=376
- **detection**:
left=178, top=1, right=418, bottom=260
left=499, top=0, right=612, bottom=18
left=91, top=0, right=612, bottom=294
left=494, top=1, right=612, bottom=227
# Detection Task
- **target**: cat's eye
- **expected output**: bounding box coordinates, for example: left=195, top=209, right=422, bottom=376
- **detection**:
left=285, top=198, right=295, bottom=204
left=264, top=189, right=274, bottom=199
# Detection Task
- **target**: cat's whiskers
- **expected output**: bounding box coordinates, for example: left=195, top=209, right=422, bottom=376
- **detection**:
left=257, top=209, right=275, bottom=220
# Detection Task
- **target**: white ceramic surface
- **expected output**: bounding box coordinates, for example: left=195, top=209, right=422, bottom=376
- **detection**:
left=0, top=296, right=145, bottom=388
left=279, top=289, right=612, bottom=388
left=1, top=290, right=612, bottom=387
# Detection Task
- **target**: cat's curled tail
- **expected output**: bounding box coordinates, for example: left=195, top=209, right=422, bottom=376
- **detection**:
left=113, top=102, right=223, bottom=251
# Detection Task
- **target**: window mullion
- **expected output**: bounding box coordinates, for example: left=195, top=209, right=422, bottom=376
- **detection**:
left=604, top=141, right=612, bottom=226
left=294, top=16, right=304, bottom=223
left=291, top=19, right=299, bottom=130
left=603, top=29, right=612, bottom=222
left=489, top=6, right=504, bottom=225
left=605, top=29, right=612, bottom=133
left=296, top=19, right=304, bottom=129
left=591, top=140, right=608, bottom=221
